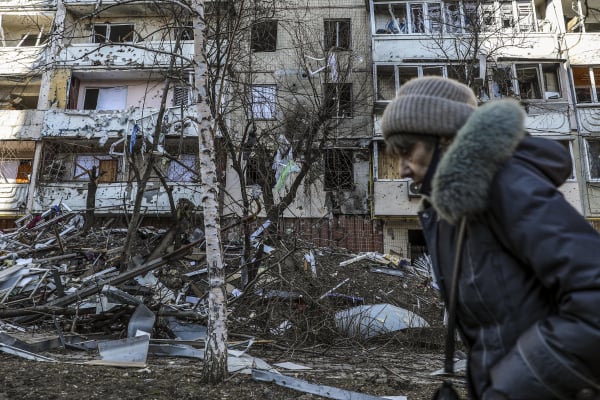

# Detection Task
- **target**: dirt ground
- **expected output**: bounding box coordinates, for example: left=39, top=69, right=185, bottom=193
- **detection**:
left=0, top=339, right=467, bottom=400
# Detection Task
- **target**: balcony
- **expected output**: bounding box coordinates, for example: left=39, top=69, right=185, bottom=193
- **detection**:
left=0, top=46, right=45, bottom=75
left=0, top=110, right=44, bottom=139
left=0, top=184, right=28, bottom=214
left=33, top=182, right=200, bottom=215
left=0, top=0, right=55, bottom=9
left=58, top=41, right=194, bottom=69
left=42, top=107, right=199, bottom=139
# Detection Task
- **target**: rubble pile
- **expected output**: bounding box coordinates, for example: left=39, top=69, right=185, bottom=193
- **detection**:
left=0, top=206, right=447, bottom=398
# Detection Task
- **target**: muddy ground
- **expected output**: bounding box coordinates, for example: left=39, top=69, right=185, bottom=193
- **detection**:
left=0, top=338, right=467, bottom=400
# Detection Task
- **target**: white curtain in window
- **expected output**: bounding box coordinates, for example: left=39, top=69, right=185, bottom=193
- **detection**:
left=251, top=85, right=276, bottom=119
left=96, top=87, right=128, bottom=110
left=0, top=160, right=19, bottom=183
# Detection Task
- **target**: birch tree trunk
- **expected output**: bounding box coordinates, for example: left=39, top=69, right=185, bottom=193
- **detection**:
left=192, top=0, right=228, bottom=383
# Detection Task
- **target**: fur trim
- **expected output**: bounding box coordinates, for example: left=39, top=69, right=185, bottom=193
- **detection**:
left=431, top=99, right=526, bottom=224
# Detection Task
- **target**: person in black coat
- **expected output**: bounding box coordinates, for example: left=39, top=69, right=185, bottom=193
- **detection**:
left=381, top=76, right=600, bottom=399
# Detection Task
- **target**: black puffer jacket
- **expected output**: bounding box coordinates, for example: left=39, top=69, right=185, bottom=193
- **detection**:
left=419, top=100, right=600, bottom=399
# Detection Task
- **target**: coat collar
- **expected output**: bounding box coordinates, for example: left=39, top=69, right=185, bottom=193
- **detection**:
left=430, top=99, right=526, bottom=224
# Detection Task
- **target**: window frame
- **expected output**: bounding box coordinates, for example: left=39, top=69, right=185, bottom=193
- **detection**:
left=324, top=19, right=351, bottom=50
left=323, top=149, right=354, bottom=191
left=92, top=23, right=136, bottom=43
left=374, top=63, right=481, bottom=102
left=324, top=83, right=353, bottom=118
left=166, top=154, right=197, bottom=182
left=585, top=138, right=600, bottom=182
left=487, top=63, right=561, bottom=101
left=73, top=155, right=119, bottom=183
left=572, top=66, right=600, bottom=104
left=250, top=85, right=277, bottom=120
left=251, top=19, right=278, bottom=52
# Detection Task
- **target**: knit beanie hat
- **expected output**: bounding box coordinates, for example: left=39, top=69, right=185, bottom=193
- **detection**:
left=381, top=76, right=478, bottom=140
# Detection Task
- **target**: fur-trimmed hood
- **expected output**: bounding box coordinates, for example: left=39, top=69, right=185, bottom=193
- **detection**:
left=429, top=99, right=570, bottom=224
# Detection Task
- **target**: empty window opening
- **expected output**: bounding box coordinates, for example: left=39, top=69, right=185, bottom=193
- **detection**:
left=573, top=66, right=600, bottom=103
left=245, top=156, right=263, bottom=186
left=408, top=229, right=428, bottom=261
left=324, top=149, right=353, bottom=190
left=251, top=20, right=278, bottom=52
left=19, top=32, right=49, bottom=47
left=324, top=83, right=353, bottom=118
left=93, top=24, right=135, bottom=43
left=83, top=87, right=128, bottom=110
left=324, top=19, right=351, bottom=50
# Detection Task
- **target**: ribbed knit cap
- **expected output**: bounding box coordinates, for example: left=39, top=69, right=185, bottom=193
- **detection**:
left=381, top=77, right=478, bottom=140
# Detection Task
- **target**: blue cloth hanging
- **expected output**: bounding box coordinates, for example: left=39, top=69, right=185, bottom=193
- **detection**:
left=130, top=124, right=139, bottom=154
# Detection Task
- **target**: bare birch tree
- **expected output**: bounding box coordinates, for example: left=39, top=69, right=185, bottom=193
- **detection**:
left=192, top=0, right=228, bottom=382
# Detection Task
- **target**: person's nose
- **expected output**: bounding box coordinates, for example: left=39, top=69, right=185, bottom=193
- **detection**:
left=399, top=158, right=412, bottom=179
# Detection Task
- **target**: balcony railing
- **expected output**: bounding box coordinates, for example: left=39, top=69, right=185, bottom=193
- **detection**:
left=42, top=107, right=199, bottom=139
left=33, top=182, right=200, bottom=215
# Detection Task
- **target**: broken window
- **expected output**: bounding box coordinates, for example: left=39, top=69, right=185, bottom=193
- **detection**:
left=324, top=83, right=353, bottom=118
left=73, top=155, right=118, bottom=183
left=572, top=66, right=600, bottom=103
left=166, top=154, right=197, bottom=182
left=251, top=20, right=278, bottom=52
left=324, top=149, right=353, bottom=190
left=585, top=139, right=600, bottom=181
left=515, top=63, right=560, bottom=100
left=83, top=87, right=128, bottom=110
left=324, top=19, right=351, bottom=50
left=490, top=66, right=515, bottom=98
left=516, top=64, right=541, bottom=99
left=19, top=32, right=49, bottom=47
left=250, top=85, right=277, bottom=120
left=93, top=24, right=135, bottom=43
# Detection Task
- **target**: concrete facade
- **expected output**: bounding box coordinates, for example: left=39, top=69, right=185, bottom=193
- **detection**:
left=1, top=0, right=599, bottom=255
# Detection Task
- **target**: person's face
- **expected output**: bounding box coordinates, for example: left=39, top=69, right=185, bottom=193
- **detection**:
left=398, top=141, right=434, bottom=184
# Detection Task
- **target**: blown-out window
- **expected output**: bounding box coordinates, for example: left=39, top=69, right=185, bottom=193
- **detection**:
left=93, top=24, right=135, bottom=43
left=324, top=19, right=351, bottom=50
left=251, top=20, right=278, bottom=52
left=324, top=83, right=353, bottom=118
left=572, top=66, right=600, bottom=103
left=324, top=149, right=353, bottom=190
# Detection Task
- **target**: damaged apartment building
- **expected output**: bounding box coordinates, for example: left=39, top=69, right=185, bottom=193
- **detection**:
left=368, top=0, right=600, bottom=259
left=2, top=0, right=600, bottom=258
left=0, top=0, right=378, bottom=250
